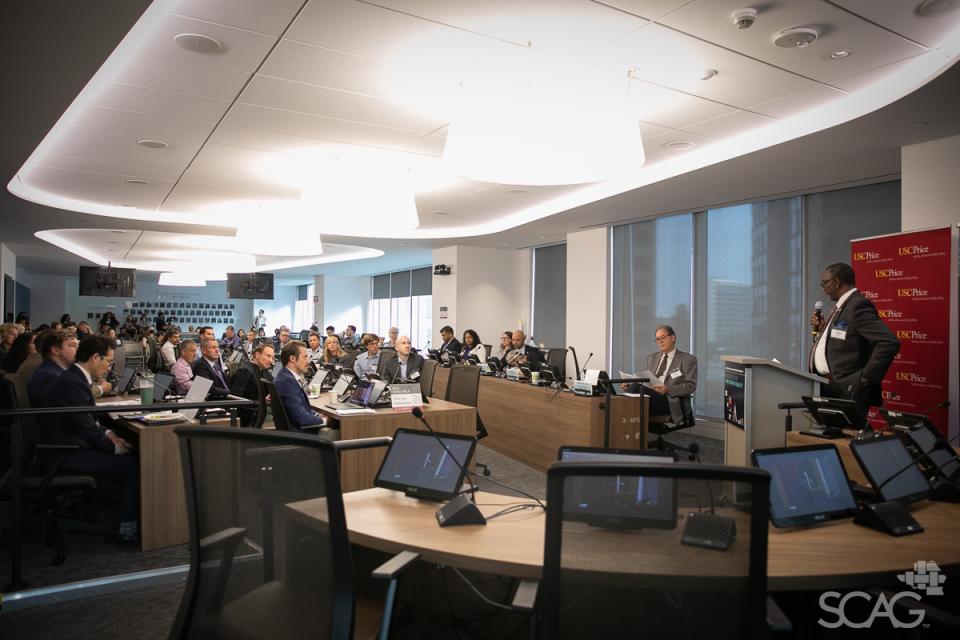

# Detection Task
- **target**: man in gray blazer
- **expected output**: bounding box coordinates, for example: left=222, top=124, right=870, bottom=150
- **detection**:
left=628, top=325, right=697, bottom=425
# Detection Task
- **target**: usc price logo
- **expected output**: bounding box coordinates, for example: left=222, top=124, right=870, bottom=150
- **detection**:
left=875, top=268, right=904, bottom=278
left=897, top=288, right=928, bottom=298
left=896, top=372, right=927, bottom=383
left=878, top=309, right=902, bottom=319
left=896, top=330, right=928, bottom=340
left=853, top=250, right=880, bottom=261
left=898, top=245, right=929, bottom=256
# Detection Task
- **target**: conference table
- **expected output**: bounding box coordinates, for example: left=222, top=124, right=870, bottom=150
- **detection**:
left=429, top=367, right=650, bottom=472
left=286, top=487, right=960, bottom=592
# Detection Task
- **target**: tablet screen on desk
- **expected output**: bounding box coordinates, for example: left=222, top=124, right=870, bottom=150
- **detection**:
left=751, top=444, right=857, bottom=527
left=557, top=446, right=676, bottom=530
left=850, top=436, right=929, bottom=505
left=374, top=428, right=476, bottom=501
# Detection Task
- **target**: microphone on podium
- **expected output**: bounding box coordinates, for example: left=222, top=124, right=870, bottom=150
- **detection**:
left=811, top=301, right=824, bottom=339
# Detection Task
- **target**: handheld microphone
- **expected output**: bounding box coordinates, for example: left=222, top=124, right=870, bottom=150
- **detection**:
left=811, top=301, right=824, bottom=339
left=581, top=352, right=594, bottom=374
left=410, top=407, right=486, bottom=527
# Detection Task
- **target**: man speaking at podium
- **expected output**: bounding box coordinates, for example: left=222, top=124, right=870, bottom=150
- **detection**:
left=809, top=262, right=900, bottom=425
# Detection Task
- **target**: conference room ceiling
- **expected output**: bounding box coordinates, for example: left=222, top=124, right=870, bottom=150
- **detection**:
left=3, top=0, right=960, bottom=277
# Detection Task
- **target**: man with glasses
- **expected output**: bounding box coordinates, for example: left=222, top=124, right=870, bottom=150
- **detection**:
left=43, top=336, right=140, bottom=544
left=626, top=326, right=698, bottom=426
left=809, top=262, right=899, bottom=425
left=229, top=343, right=275, bottom=427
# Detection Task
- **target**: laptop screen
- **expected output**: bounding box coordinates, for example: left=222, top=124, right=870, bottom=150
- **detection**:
left=751, top=444, right=858, bottom=527
left=374, top=428, right=476, bottom=501
left=115, top=366, right=137, bottom=395
left=180, top=377, right=213, bottom=422
left=557, top=446, right=676, bottom=530
left=851, top=436, right=929, bottom=504
left=905, top=423, right=960, bottom=481
left=153, top=372, right=174, bottom=401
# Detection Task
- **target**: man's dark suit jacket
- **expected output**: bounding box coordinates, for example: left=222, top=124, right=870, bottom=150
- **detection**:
left=500, top=344, right=543, bottom=371
left=194, top=358, right=231, bottom=398
left=229, top=362, right=273, bottom=402
left=379, top=352, right=425, bottom=382
left=274, top=367, right=323, bottom=432
left=27, top=359, right=65, bottom=408
left=440, top=338, right=462, bottom=354
left=41, top=364, right=112, bottom=452
left=812, top=290, right=900, bottom=413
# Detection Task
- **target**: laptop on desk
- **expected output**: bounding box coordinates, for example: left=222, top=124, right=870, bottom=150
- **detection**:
left=180, top=377, right=214, bottom=422
left=326, top=378, right=388, bottom=410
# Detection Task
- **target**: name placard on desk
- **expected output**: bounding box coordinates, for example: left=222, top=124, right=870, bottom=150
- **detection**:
left=390, top=383, right=423, bottom=409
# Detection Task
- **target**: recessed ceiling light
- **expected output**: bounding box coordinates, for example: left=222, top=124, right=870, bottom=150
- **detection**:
left=663, top=141, right=696, bottom=151
left=137, top=139, right=169, bottom=149
left=538, top=235, right=545, bottom=239
left=173, top=33, right=223, bottom=54
left=773, top=27, right=819, bottom=48
left=111, top=230, right=127, bottom=233
left=507, top=188, right=528, bottom=194
left=829, top=49, right=853, bottom=59
left=398, top=243, right=405, bottom=246
left=911, top=120, right=930, bottom=127
left=918, top=0, right=960, bottom=17
left=431, top=210, right=449, bottom=216
left=500, top=243, right=508, bottom=247
left=701, top=69, right=718, bottom=81
left=107, top=241, right=119, bottom=244
left=124, top=178, right=152, bottom=185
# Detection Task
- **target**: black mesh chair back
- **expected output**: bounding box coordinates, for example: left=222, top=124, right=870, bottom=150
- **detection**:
left=545, top=348, right=567, bottom=380
left=539, top=462, right=770, bottom=639
left=249, top=378, right=268, bottom=429
left=171, top=426, right=354, bottom=640
left=444, top=365, right=480, bottom=407
left=260, top=380, right=291, bottom=431
left=1, top=375, right=39, bottom=469
left=419, top=359, right=438, bottom=398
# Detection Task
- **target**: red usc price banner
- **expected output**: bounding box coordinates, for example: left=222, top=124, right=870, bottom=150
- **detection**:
left=851, top=227, right=952, bottom=435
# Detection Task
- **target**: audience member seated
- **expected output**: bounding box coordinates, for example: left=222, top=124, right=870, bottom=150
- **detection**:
left=460, top=329, right=486, bottom=363
left=220, top=325, right=241, bottom=350
left=625, top=325, right=698, bottom=426
left=274, top=341, right=328, bottom=433
left=307, top=332, right=323, bottom=360
left=15, top=312, right=31, bottom=333
left=381, top=326, right=399, bottom=348
left=41, top=336, right=140, bottom=543
left=438, top=325, right=462, bottom=354
left=492, top=330, right=513, bottom=363
left=324, top=325, right=337, bottom=341
left=229, top=343, right=275, bottom=426
left=76, top=321, right=92, bottom=340
left=379, top=336, right=424, bottom=382
left=159, top=328, right=180, bottom=370
left=273, top=326, right=291, bottom=352
left=320, top=335, right=354, bottom=369
left=172, top=339, right=198, bottom=396
left=27, top=330, right=79, bottom=407
left=0, top=322, right=19, bottom=360
left=353, top=334, right=382, bottom=380
left=340, top=324, right=359, bottom=350
left=197, top=325, right=215, bottom=342
left=1, top=332, right=37, bottom=373
left=502, top=330, right=543, bottom=371
left=194, top=338, right=230, bottom=398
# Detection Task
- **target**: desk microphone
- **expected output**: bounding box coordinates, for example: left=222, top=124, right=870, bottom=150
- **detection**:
left=410, top=407, right=486, bottom=527
left=811, top=301, right=824, bottom=339
left=581, top=352, right=594, bottom=374
left=919, top=400, right=950, bottom=414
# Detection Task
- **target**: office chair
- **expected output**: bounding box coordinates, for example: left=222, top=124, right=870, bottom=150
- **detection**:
left=260, top=380, right=335, bottom=438
left=520, top=462, right=787, bottom=639
left=444, top=365, right=490, bottom=476
left=233, top=378, right=268, bottom=429
left=0, top=375, right=103, bottom=570
left=648, top=394, right=696, bottom=454
left=169, top=426, right=418, bottom=640
left=419, top=359, right=438, bottom=398
left=544, top=348, right=567, bottom=381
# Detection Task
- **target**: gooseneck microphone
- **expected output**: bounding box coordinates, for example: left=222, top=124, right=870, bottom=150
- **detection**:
left=920, top=400, right=951, bottom=415
left=874, top=431, right=960, bottom=497
left=581, top=352, right=594, bottom=374
left=811, top=301, right=824, bottom=339
left=410, top=407, right=486, bottom=527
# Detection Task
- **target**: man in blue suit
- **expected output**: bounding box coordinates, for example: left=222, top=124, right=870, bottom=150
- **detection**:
left=42, top=336, right=140, bottom=544
left=274, top=340, right=336, bottom=437
left=27, top=329, right=79, bottom=407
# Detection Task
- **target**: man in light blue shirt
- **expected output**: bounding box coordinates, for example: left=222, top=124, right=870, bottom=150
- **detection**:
left=353, top=334, right=380, bottom=380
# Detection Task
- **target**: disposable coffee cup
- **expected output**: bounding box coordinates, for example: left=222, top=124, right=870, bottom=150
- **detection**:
left=140, top=381, right=154, bottom=406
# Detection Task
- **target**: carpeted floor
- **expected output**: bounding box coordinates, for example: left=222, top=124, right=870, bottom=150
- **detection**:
left=0, top=434, right=722, bottom=639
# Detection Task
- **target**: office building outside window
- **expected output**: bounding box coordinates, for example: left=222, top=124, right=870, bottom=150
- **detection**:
left=369, top=267, right=432, bottom=349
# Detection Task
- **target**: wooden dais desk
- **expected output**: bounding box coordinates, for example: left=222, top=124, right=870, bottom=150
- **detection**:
left=287, top=488, right=960, bottom=591
left=310, top=397, right=476, bottom=493
left=430, top=368, right=648, bottom=472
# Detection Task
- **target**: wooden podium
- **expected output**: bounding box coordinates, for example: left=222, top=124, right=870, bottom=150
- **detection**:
left=720, top=355, right=827, bottom=467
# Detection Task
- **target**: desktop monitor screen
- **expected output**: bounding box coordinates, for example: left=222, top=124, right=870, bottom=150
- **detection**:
left=902, top=422, right=960, bottom=482
left=114, top=366, right=138, bottom=395
left=331, top=373, right=354, bottom=396
left=802, top=396, right=860, bottom=429
left=557, top=446, right=676, bottom=530
left=850, top=436, right=930, bottom=505
left=374, top=428, right=476, bottom=501
left=751, top=444, right=858, bottom=528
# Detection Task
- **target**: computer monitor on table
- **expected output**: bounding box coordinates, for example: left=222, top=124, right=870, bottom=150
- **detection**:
left=153, top=372, right=174, bottom=402
left=850, top=436, right=930, bottom=505
left=801, top=396, right=861, bottom=438
left=374, top=428, right=476, bottom=501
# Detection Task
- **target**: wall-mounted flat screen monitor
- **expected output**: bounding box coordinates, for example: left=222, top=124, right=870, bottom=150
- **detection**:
left=79, top=266, right=136, bottom=297
left=226, top=272, right=274, bottom=300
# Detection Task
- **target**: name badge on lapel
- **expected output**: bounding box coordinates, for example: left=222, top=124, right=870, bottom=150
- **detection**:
left=669, top=370, right=682, bottom=379
left=830, top=320, right=848, bottom=341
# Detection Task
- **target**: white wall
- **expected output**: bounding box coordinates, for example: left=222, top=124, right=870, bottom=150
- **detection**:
left=256, top=286, right=295, bottom=333
left=323, top=275, right=369, bottom=332
left=1, top=244, right=15, bottom=321
left=902, top=134, right=960, bottom=231
left=29, top=274, right=69, bottom=326
left=565, top=228, right=609, bottom=381
left=431, top=245, right=531, bottom=348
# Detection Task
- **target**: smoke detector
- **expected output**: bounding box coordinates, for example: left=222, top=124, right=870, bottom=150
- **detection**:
left=732, top=8, right=757, bottom=29
left=773, top=27, right=819, bottom=48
